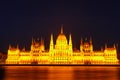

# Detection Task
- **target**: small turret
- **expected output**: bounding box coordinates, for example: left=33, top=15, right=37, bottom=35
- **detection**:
left=89, top=37, right=93, bottom=52
left=69, top=34, right=72, bottom=45
left=101, top=46, right=103, bottom=51
left=90, top=37, right=92, bottom=44
left=32, top=37, right=34, bottom=44
left=80, top=37, right=83, bottom=52
left=9, top=44, right=11, bottom=50
left=113, top=43, right=116, bottom=49
left=80, top=37, right=83, bottom=45
left=40, top=38, right=45, bottom=51
left=105, top=43, right=107, bottom=49
left=69, top=34, right=72, bottom=52
left=50, top=34, right=54, bottom=51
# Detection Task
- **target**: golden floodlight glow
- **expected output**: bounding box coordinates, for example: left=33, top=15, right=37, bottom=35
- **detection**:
left=5, top=26, right=119, bottom=64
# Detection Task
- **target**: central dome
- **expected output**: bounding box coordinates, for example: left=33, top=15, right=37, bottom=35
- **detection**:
left=57, top=33, right=67, bottom=41
left=56, top=27, right=68, bottom=49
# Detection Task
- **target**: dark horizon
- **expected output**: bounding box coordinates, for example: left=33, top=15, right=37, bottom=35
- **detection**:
left=0, top=1, right=120, bottom=53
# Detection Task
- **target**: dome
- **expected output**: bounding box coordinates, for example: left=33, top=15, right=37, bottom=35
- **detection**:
left=55, top=27, right=68, bottom=49
left=57, top=34, right=67, bottom=41
left=56, top=33, right=67, bottom=45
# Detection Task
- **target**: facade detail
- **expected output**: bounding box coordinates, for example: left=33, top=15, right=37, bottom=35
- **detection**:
left=6, top=27, right=119, bottom=64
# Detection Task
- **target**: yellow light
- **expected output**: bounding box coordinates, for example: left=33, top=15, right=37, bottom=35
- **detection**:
left=5, top=28, right=119, bottom=64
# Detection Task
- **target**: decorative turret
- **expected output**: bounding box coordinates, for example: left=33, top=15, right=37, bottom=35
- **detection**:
left=40, top=38, right=45, bottom=51
left=31, top=38, right=34, bottom=50
left=80, top=38, right=83, bottom=52
left=17, top=44, right=19, bottom=49
left=80, top=37, right=93, bottom=52
left=50, top=34, right=54, bottom=51
left=101, top=46, right=104, bottom=51
left=9, top=44, right=11, bottom=50
left=89, top=37, right=93, bottom=52
left=32, top=37, right=35, bottom=45
left=69, top=34, right=72, bottom=52
left=90, top=37, right=92, bottom=44
left=105, top=43, right=107, bottom=49
left=22, top=46, right=25, bottom=51
left=113, top=43, right=116, bottom=49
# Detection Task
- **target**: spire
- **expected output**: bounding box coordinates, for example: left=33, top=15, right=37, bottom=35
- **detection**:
left=69, top=33, right=73, bottom=52
left=69, top=34, right=72, bottom=45
left=32, top=37, right=34, bottom=44
left=85, top=37, right=87, bottom=42
left=105, top=43, right=107, bottom=49
left=37, top=38, right=39, bottom=41
left=50, top=34, right=54, bottom=51
left=90, top=37, right=92, bottom=44
left=101, top=46, right=103, bottom=51
left=80, top=37, right=83, bottom=44
left=40, top=37, right=44, bottom=45
left=50, top=34, right=53, bottom=45
left=80, top=38, right=83, bottom=52
left=60, top=25, right=63, bottom=34
left=9, top=44, right=11, bottom=49
left=22, top=47, right=25, bottom=51
left=113, top=43, right=116, bottom=48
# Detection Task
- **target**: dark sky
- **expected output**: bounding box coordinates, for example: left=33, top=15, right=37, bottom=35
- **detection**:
left=0, top=0, right=120, bottom=53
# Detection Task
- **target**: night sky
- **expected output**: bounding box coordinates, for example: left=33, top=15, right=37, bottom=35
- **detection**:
left=0, top=0, right=120, bottom=53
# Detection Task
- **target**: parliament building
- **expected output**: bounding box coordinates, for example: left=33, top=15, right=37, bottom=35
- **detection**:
left=6, top=27, right=119, bottom=64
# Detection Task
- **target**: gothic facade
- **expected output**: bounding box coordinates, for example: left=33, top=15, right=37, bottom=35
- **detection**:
left=6, top=27, right=119, bottom=64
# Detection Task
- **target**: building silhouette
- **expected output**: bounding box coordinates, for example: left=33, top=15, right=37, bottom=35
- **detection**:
left=6, top=27, right=119, bottom=64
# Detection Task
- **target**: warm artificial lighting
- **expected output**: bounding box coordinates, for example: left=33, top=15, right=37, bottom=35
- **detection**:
left=5, top=27, right=119, bottom=64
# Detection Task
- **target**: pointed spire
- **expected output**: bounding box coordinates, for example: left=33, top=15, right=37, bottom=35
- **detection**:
left=105, top=43, right=107, bottom=49
left=9, top=44, right=11, bottom=49
left=80, top=38, right=83, bottom=52
left=22, top=47, right=25, bottom=51
left=101, top=46, right=103, bottom=51
left=85, top=37, right=87, bottom=42
left=50, top=34, right=54, bottom=51
left=32, top=37, right=34, bottom=44
left=50, top=34, right=53, bottom=45
left=90, top=37, right=92, bottom=44
left=37, top=38, right=39, bottom=41
left=69, top=34, right=72, bottom=45
left=80, top=37, right=83, bottom=44
left=113, top=43, right=116, bottom=48
left=60, top=24, right=63, bottom=34
left=40, top=37, right=44, bottom=45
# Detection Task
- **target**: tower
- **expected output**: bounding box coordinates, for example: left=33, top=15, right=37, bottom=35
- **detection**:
left=105, top=43, right=107, bottom=49
left=90, top=37, right=93, bottom=52
left=69, top=34, right=73, bottom=52
left=49, top=34, right=54, bottom=52
left=80, top=37, right=83, bottom=52
left=40, top=38, right=45, bottom=51
left=9, top=44, right=11, bottom=50
left=31, top=37, right=35, bottom=50
left=113, top=43, right=116, bottom=49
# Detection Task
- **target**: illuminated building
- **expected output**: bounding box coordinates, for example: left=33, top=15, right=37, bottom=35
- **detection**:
left=6, top=27, right=119, bottom=64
